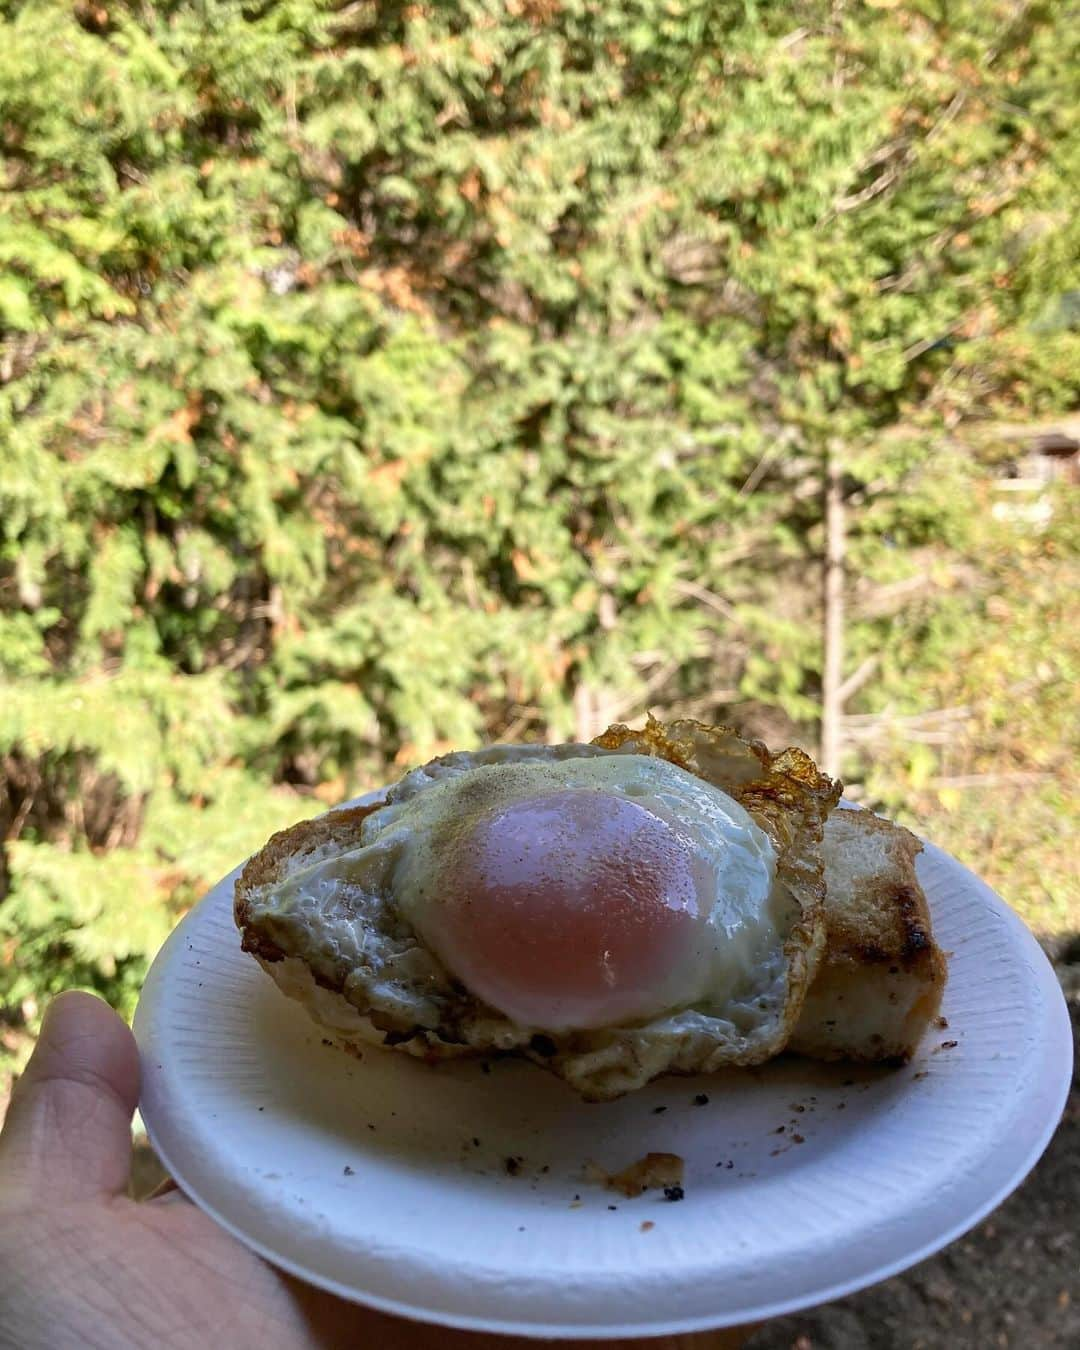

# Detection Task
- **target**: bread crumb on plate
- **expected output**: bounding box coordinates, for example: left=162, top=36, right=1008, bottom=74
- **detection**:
left=585, top=1151, right=685, bottom=1197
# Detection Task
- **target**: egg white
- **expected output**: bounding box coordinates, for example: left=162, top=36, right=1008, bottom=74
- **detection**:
left=237, top=724, right=836, bottom=1100
left=372, top=751, right=782, bottom=1029
left=258, top=745, right=792, bottom=1033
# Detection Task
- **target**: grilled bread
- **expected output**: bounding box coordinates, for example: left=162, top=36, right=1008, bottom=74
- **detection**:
left=791, top=808, right=946, bottom=1064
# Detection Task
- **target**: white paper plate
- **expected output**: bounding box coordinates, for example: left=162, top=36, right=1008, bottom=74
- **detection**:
left=134, top=798, right=1072, bottom=1340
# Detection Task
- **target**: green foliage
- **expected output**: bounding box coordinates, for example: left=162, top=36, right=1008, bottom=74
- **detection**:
left=1, top=0, right=1077, bottom=1068
left=858, top=502, right=1079, bottom=934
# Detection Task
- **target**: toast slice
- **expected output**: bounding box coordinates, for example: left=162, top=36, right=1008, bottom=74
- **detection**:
left=790, top=808, right=947, bottom=1064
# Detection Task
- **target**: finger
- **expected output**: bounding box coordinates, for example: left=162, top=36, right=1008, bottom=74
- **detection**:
left=0, top=991, right=140, bottom=1206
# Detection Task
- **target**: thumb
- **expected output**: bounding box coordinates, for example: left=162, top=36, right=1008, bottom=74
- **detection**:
left=0, top=991, right=140, bottom=1206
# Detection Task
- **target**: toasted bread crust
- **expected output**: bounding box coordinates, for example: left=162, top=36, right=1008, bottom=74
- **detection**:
left=818, top=810, right=944, bottom=973
left=234, top=802, right=384, bottom=989
left=791, top=809, right=946, bottom=1063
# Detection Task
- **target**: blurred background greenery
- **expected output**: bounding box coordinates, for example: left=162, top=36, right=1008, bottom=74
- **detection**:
left=1, top=0, right=1077, bottom=1084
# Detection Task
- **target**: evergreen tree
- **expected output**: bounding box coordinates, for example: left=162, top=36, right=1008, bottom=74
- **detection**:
left=1, top=0, right=1077, bottom=1059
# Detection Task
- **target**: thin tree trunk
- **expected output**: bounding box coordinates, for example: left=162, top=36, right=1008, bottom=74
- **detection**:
left=821, top=445, right=845, bottom=778
left=572, top=681, right=619, bottom=742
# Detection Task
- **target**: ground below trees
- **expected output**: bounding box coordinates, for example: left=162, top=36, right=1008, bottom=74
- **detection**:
left=746, top=943, right=1079, bottom=1350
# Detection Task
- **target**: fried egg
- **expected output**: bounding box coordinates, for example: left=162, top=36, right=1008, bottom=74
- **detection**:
left=235, top=719, right=840, bottom=1100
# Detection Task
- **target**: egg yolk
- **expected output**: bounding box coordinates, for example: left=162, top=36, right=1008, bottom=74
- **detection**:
left=423, top=789, right=704, bottom=1029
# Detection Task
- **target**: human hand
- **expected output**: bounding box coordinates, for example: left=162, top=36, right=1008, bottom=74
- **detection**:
left=0, top=992, right=750, bottom=1349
